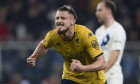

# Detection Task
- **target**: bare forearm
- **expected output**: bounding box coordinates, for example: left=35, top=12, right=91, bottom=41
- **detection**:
left=32, top=40, right=48, bottom=60
left=83, top=55, right=106, bottom=72
left=105, top=50, right=120, bottom=72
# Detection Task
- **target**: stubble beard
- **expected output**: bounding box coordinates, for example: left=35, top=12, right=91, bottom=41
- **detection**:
left=98, top=18, right=105, bottom=24
left=57, top=26, right=69, bottom=35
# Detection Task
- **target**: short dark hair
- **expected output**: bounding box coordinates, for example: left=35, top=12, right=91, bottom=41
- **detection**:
left=102, top=0, right=117, bottom=17
left=57, top=5, right=77, bottom=20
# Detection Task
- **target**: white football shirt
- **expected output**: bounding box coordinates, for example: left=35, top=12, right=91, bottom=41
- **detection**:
left=95, top=21, right=126, bottom=74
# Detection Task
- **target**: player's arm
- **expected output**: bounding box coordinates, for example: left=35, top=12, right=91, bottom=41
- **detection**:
left=104, top=50, right=120, bottom=72
left=82, top=31, right=106, bottom=72
left=27, top=40, right=49, bottom=67
left=71, top=54, right=106, bottom=72
left=31, top=40, right=48, bottom=60
left=83, top=54, right=106, bottom=71
left=104, top=29, right=126, bottom=72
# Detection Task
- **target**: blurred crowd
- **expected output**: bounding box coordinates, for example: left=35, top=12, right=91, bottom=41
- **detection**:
left=0, top=0, right=140, bottom=42
left=0, top=0, right=89, bottom=41
left=0, top=0, right=140, bottom=84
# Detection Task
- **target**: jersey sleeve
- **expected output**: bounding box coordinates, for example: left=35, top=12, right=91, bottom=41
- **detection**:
left=83, top=29, right=103, bottom=59
left=111, top=29, right=126, bottom=50
left=43, top=31, right=53, bottom=49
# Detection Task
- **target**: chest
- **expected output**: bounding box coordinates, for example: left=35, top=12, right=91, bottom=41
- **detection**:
left=96, top=29, right=114, bottom=48
left=53, top=38, right=84, bottom=57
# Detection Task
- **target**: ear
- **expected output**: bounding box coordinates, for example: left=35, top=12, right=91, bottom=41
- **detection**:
left=107, top=8, right=111, bottom=15
left=71, top=18, right=76, bottom=25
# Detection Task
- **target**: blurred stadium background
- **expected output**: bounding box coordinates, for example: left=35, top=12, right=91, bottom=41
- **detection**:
left=0, top=0, right=140, bottom=84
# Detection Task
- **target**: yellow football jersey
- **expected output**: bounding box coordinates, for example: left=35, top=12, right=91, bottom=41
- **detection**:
left=44, top=24, right=106, bottom=84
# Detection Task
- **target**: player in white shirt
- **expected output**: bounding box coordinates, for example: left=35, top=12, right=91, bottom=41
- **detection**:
left=95, top=0, right=126, bottom=84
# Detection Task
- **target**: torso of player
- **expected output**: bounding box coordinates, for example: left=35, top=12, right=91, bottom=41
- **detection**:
left=95, top=21, right=126, bottom=63
left=44, top=24, right=106, bottom=84
left=95, top=24, right=113, bottom=60
left=50, top=25, right=87, bottom=65
left=44, top=25, right=96, bottom=71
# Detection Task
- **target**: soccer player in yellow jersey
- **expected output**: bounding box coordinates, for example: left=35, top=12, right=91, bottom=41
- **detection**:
left=27, top=5, right=107, bottom=84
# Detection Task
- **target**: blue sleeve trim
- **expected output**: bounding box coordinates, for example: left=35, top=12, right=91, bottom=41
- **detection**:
left=95, top=52, right=103, bottom=58
left=105, top=80, right=107, bottom=84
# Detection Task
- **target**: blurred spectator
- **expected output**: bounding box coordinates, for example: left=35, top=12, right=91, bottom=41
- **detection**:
left=138, top=56, right=140, bottom=83
left=135, top=8, right=140, bottom=29
left=139, top=57, right=140, bottom=68
left=129, top=30, right=140, bottom=41
left=16, top=23, right=27, bottom=41
left=117, top=5, right=130, bottom=18
left=25, top=0, right=49, bottom=40
left=88, top=0, right=101, bottom=12
left=121, top=51, right=139, bottom=84
left=2, top=64, right=11, bottom=83
left=8, top=73, right=31, bottom=84
left=41, top=73, right=61, bottom=84
left=26, top=33, right=34, bottom=41
left=118, top=16, right=133, bottom=41
left=6, top=0, right=27, bottom=41
left=121, top=52, right=137, bottom=79
left=85, top=20, right=95, bottom=31
left=0, top=6, right=11, bottom=41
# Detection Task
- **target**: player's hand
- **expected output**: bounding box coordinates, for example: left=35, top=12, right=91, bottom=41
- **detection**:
left=27, top=54, right=36, bottom=67
left=70, top=59, right=85, bottom=72
left=104, top=67, right=109, bottom=73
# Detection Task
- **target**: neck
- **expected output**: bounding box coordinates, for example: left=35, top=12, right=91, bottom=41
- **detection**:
left=61, top=26, right=75, bottom=41
left=104, top=16, right=115, bottom=28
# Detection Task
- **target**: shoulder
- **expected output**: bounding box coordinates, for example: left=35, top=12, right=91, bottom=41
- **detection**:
left=113, top=22, right=125, bottom=31
left=75, top=24, right=93, bottom=34
left=75, top=24, right=88, bottom=31
left=46, top=29, right=58, bottom=37
left=110, top=22, right=126, bottom=39
left=76, top=24, right=97, bottom=40
left=95, top=25, right=104, bottom=33
left=47, top=29, right=57, bottom=35
left=44, top=29, right=58, bottom=40
left=112, top=21, right=126, bottom=35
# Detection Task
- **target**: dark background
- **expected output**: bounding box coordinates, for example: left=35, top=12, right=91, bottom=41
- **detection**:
left=0, top=0, right=140, bottom=84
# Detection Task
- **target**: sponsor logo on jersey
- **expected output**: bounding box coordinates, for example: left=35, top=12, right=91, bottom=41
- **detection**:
left=101, top=33, right=110, bottom=48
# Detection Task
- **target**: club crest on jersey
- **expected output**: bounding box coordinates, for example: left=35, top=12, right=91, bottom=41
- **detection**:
left=91, top=40, right=99, bottom=50
left=88, top=32, right=92, bottom=38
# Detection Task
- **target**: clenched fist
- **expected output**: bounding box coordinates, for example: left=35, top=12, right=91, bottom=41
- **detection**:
left=70, top=59, right=85, bottom=72
left=27, top=54, right=36, bottom=67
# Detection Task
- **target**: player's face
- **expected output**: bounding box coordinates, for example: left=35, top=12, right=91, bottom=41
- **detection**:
left=55, top=11, right=75, bottom=34
left=95, top=2, right=108, bottom=23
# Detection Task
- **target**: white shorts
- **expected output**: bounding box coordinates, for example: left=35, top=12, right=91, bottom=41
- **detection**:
left=105, top=71, right=123, bottom=84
